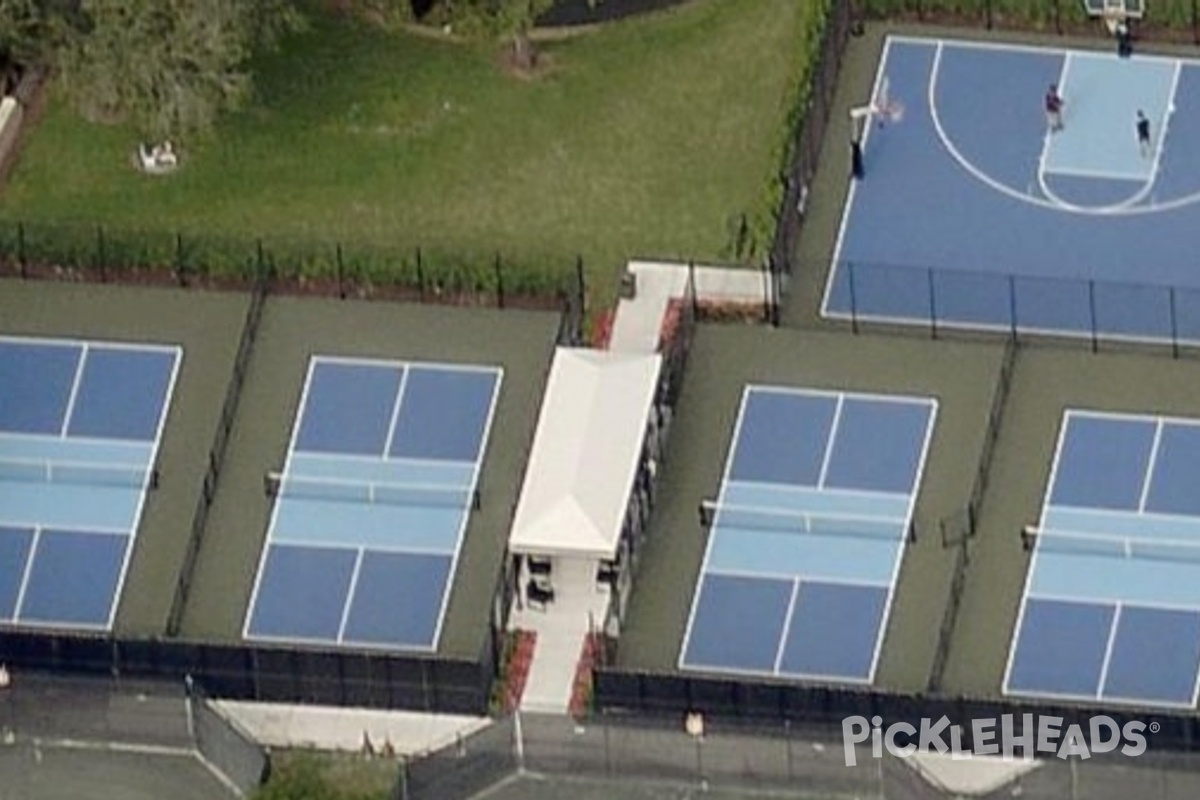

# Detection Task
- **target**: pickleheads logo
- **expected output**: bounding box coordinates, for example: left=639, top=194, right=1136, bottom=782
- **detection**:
left=842, top=715, right=1156, bottom=766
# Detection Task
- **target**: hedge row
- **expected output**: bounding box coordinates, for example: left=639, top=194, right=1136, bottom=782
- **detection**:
left=0, top=218, right=570, bottom=299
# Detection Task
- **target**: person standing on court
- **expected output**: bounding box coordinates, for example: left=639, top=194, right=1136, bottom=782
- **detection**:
left=1137, top=110, right=1151, bottom=157
left=1045, top=84, right=1064, bottom=132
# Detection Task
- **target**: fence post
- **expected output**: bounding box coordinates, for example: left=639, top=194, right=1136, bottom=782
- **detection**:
left=986, top=0, right=994, bottom=29
left=255, top=239, right=266, bottom=286
left=689, top=261, right=700, bottom=319
left=1194, top=0, right=1199, bottom=45
left=336, top=243, right=346, bottom=299
left=416, top=247, right=425, bottom=301
left=17, top=221, right=26, bottom=278
left=1055, top=0, right=1063, bottom=35
left=575, top=255, right=586, bottom=315
left=761, top=258, right=771, bottom=323
left=494, top=252, right=505, bottom=309
left=95, top=224, right=107, bottom=283
left=174, top=232, right=185, bottom=282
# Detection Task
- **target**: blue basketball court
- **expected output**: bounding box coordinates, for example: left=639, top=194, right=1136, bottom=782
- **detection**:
left=1005, top=410, right=1200, bottom=709
left=0, top=336, right=180, bottom=631
left=244, top=356, right=502, bottom=652
left=825, top=36, right=1200, bottom=343
left=679, top=386, right=937, bottom=684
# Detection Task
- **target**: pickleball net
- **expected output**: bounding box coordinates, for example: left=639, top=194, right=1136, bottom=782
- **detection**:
left=1021, top=524, right=1200, bottom=564
left=264, top=471, right=480, bottom=510
left=0, top=457, right=156, bottom=488
left=699, top=500, right=915, bottom=543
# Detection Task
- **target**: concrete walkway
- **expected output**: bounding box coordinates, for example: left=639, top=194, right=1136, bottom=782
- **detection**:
left=608, top=259, right=768, bottom=353
left=214, top=701, right=489, bottom=756
left=508, top=558, right=609, bottom=714
left=908, top=750, right=1042, bottom=796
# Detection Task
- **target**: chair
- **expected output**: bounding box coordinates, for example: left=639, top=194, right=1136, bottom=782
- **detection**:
left=526, top=578, right=555, bottom=609
left=527, top=556, right=552, bottom=577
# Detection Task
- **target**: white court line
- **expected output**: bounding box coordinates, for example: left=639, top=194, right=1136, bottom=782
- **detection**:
left=815, top=395, right=844, bottom=490
left=726, top=477, right=910, bottom=501
left=677, top=385, right=754, bottom=671
left=820, top=35, right=895, bottom=320
left=772, top=578, right=802, bottom=674
left=427, top=365, right=503, bottom=650
left=702, top=565, right=892, bottom=589
left=107, top=344, right=183, bottom=631
left=312, top=353, right=499, bottom=376
left=1190, top=633, right=1200, bottom=708
left=748, top=383, right=935, bottom=409
left=924, top=39, right=1194, bottom=217
left=1001, top=409, right=1074, bottom=698
left=680, top=389, right=935, bottom=681
left=335, top=547, right=365, bottom=643
left=269, top=536, right=456, bottom=558
left=1039, top=163, right=1154, bottom=181
left=1004, top=683, right=1196, bottom=710
left=381, top=365, right=410, bottom=458
left=1051, top=501, right=1200, bottom=529
left=1030, top=590, right=1200, bottom=615
left=682, top=656, right=875, bottom=687
left=1095, top=602, right=1123, bottom=700
left=822, top=303, right=1200, bottom=346
left=58, top=344, right=88, bottom=438
left=1138, top=419, right=1165, bottom=513
left=11, top=526, right=40, bottom=624
left=888, top=33, right=1193, bottom=69
left=1035, top=51, right=1074, bottom=194
left=0, top=334, right=177, bottom=355
left=241, top=357, right=319, bottom=641
left=289, top=450, right=475, bottom=469
left=865, top=397, right=937, bottom=684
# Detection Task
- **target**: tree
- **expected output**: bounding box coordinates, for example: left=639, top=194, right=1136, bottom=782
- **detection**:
left=52, top=0, right=304, bottom=140
left=0, top=0, right=65, bottom=65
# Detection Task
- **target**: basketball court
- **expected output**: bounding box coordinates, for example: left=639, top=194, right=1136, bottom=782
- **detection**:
left=823, top=0, right=1200, bottom=344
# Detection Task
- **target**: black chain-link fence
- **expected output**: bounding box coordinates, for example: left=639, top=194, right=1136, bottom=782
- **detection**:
left=187, top=679, right=269, bottom=797
left=836, top=260, right=1200, bottom=358
left=0, top=670, right=266, bottom=797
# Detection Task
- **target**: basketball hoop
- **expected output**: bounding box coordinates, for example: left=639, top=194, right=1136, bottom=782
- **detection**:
left=1103, top=8, right=1127, bottom=34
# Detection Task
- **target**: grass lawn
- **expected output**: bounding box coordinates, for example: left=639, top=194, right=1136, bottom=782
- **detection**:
left=0, top=0, right=815, bottom=299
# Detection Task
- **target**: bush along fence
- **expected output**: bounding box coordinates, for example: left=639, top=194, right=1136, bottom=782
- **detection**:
left=769, top=0, right=853, bottom=304
left=858, top=0, right=1200, bottom=42
left=0, top=218, right=587, bottom=315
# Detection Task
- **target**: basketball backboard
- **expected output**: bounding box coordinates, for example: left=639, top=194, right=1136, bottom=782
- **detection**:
left=1083, top=0, right=1144, bottom=18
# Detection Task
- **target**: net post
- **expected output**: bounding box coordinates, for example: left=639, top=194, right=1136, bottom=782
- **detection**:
left=1021, top=525, right=1035, bottom=552
left=472, top=487, right=481, bottom=511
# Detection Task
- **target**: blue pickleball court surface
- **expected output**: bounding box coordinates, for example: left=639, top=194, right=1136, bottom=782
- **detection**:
left=0, top=336, right=180, bottom=631
left=1005, top=410, right=1200, bottom=709
left=825, top=36, right=1200, bottom=344
left=679, top=386, right=937, bottom=684
left=244, top=356, right=502, bottom=652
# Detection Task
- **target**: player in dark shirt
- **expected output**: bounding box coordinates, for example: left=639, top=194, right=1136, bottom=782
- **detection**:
left=1045, top=84, right=1064, bottom=132
left=1137, top=110, right=1151, bottom=157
